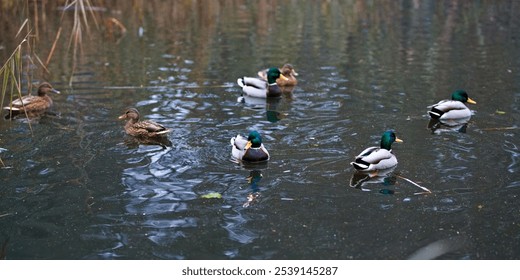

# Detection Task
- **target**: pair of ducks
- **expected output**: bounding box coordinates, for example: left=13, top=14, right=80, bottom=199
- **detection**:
left=116, top=108, right=271, bottom=163
left=353, top=90, right=476, bottom=172
left=237, top=64, right=298, bottom=98
left=116, top=108, right=270, bottom=163
left=0, top=83, right=171, bottom=141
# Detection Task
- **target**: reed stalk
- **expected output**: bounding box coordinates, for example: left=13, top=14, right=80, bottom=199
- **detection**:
left=61, top=0, right=100, bottom=86
left=0, top=30, right=30, bottom=164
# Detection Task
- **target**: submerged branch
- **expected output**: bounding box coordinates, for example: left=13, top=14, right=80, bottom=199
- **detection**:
left=396, top=175, right=432, bottom=194
left=480, top=126, right=518, bottom=131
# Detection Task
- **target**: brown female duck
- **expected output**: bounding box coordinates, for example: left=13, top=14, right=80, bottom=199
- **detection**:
left=3, top=82, right=60, bottom=118
left=118, top=108, right=171, bottom=138
left=258, top=63, right=298, bottom=87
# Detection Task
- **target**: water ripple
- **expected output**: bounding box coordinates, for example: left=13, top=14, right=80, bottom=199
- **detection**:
left=503, top=140, right=519, bottom=173
left=224, top=212, right=258, bottom=244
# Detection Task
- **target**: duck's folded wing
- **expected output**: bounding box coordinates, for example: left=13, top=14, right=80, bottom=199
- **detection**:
left=428, top=100, right=467, bottom=110
left=356, top=147, right=393, bottom=164
left=242, top=77, right=267, bottom=89
left=231, top=134, right=248, bottom=150
left=354, top=146, right=378, bottom=159
left=10, top=96, right=40, bottom=107
left=136, top=121, right=169, bottom=133
left=257, top=69, right=268, bottom=80
left=427, top=99, right=448, bottom=109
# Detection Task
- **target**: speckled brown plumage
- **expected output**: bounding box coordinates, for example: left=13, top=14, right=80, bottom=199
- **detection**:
left=118, top=108, right=171, bottom=138
left=3, top=82, right=60, bottom=118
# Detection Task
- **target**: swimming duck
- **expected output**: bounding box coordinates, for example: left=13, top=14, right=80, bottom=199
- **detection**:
left=427, top=90, right=476, bottom=120
left=230, top=130, right=270, bottom=162
left=3, top=82, right=60, bottom=118
left=351, top=130, right=403, bottom=172
left=258, top=64, right=298, bottom=87
left=118, top=108, right=171, bottom=138
left=237, top=68, right=288, bottom=98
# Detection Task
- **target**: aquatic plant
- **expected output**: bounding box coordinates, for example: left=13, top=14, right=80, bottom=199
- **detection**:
left=61, top=0, right=100, bottom=85
left=0, top=21, right=44, bottom=126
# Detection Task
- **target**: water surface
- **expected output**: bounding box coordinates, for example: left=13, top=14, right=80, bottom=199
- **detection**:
left=1, top=0, right=520, bottom=259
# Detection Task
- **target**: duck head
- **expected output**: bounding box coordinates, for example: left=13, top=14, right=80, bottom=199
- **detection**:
left=381, top=130, right=403, bottom=150
left=118, top=108, right=140, bottom=123
left=245, top=130, right=263, bottom=149
left=266, top=68, right=288, bottom=84
left=451, top=90, right=476, bottom=104
left=37, top=82, right=60, bottom=96
left=281, top=64, right=298, bottom=77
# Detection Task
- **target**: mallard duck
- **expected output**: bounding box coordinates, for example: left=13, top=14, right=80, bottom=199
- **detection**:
left=118, top=108, right=171, bottom=138
left=258, top=64, right=298, bottom=87
left=237, top=68, right=288, bottom=98
left=427, top=90, right=476, bottom=120
left=351, top=130, right=403, bottom=172
left=3, top=82, right=60, bottom=118
left=230, top=130, right=270, bottom=162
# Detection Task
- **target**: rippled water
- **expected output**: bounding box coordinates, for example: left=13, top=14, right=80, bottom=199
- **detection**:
left=1, top=0, right=520, bottom=259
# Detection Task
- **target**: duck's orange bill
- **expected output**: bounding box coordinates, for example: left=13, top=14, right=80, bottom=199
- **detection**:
left=279, top=74, right=289, bottom=81
left=245, top=141, right=253, bottom=149
left=467, top=98, right=477, bottom=104
left=395, top=138, right=404, bottom=143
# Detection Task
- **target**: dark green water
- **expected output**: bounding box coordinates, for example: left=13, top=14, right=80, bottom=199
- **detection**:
left=1, top=0, right=519, bottom=259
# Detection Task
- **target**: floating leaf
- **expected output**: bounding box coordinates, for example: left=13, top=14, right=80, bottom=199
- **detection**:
left=201, top=192, right=222, bottom=199
left=495, top=110, right=506, bottom=115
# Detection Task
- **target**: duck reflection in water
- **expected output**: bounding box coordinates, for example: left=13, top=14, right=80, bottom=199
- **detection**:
left=349, top=167, right=397, bottom=192
left=427, top=117, right=470, bottom=134
left=237, top=94, right=288, bottom=123
left=122, top=135, right=172, bottom=148
left=243, top=170, right=263, bottom=208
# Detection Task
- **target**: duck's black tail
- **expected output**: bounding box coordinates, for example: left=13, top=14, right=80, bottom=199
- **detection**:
left=427, top=107, right=443, bottom=119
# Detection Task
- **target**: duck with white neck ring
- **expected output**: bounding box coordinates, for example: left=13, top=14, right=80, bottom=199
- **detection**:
left=237, top=68, right=288, bottom=98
